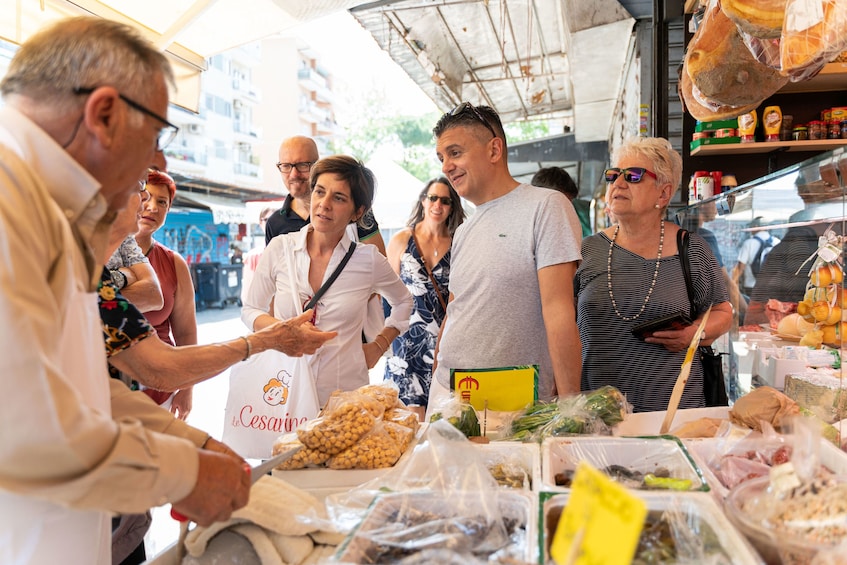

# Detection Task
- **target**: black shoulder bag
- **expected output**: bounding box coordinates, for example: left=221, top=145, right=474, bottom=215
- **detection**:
left=677, top=230, right=729, bottom=407
left=303, top=242, right=357, bottom=311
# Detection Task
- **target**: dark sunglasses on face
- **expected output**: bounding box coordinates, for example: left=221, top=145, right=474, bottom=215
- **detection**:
left=425, top=194, right=453, bottom=206
left=448, top=102, right=497, bottom=139
left=604, top=167, right=658, bottom=184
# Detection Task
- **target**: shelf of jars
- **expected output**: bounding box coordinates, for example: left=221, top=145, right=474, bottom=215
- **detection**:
left=690, top=138, right=847, bottom=157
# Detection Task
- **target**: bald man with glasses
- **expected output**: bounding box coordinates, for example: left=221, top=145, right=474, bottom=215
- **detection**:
left=265, top=135, right=386, bottom=255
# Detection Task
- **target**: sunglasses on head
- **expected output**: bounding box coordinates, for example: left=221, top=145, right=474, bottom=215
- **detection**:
left=448, top=102, right=497, bottom=139
left=425, top=194, right=453, bottom=206
left=604, top=167, right=658, bottom=184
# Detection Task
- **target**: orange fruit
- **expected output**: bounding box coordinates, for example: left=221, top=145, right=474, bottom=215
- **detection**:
left=825, top=304, right=842, bottom=325
left=835, top=286, right=847, bottom=308
left=805, top=287, right=829, bottom=303
left=822, top=321, right=847, bottom=346
left=797, top=300, right=814, bottom=321
left=811, top=266, right=833, bottom=287
left=800, top=328, right=824, bottom=348
left=812, top=301, right=833, bottom=322
left=829, top=264, right=844, bottom=284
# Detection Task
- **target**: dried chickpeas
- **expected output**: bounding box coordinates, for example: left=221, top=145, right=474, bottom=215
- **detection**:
left=297, top=404, right=376, bottom=455
left=326, top=424, right=402, bottom=470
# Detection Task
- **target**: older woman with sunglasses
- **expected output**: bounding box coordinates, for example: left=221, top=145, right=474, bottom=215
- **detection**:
left=574, top=137, right=732, bottom=413
left=383, top=178, right=465, bottom=412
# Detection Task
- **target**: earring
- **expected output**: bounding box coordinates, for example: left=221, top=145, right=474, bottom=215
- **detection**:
left=654, top=204, right=660, bottom=209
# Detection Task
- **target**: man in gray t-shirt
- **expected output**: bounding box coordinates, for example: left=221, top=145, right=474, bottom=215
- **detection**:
left=428, top=103, right=583, bottom=414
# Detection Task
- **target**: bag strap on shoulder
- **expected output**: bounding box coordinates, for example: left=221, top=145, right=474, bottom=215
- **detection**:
left=303, top=241, right=356, bottom=311
left=677, top=229, right=697, bottom=320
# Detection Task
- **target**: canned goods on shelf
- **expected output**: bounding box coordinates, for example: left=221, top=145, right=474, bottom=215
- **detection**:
left=793, top=126, right=809, bottom=141
left=829, top=120, right=841, bottom=139
left=809, top=120, right=823, bottom=140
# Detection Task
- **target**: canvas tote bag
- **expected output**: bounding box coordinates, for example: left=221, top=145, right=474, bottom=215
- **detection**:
left=223, top=249, right=321, bottom=459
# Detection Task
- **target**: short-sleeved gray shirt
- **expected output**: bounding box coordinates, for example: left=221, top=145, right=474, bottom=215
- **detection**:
left=434, top=183, right=582, bottom=399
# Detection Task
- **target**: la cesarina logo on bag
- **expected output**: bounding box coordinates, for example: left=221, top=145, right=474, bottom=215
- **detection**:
left=230, top=369, right=310, bottom=434
left=263, top=371, right=292, bottom=406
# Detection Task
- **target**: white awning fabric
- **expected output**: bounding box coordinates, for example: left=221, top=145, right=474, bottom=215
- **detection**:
left=176, top=192, right=248, bottom=224
left=0, top=0, right=362, bottom=111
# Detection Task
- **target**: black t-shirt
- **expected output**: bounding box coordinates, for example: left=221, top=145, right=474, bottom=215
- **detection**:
left=265, top=194, right=380, bottom=244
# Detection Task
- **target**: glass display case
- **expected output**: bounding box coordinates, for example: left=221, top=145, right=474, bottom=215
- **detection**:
left=676, top=147, right=846, bottom=416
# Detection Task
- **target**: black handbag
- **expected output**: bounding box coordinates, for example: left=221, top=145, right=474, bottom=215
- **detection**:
left=677, top=230, right=729, bottom=407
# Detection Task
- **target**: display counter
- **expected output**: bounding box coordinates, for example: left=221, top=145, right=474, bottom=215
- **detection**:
left=675, top=147, right=846, bottom=416
left=146, top=394, right=847, bottom=565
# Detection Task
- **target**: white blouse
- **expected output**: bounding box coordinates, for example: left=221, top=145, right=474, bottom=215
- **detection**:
left=242, top=225, right=413, bottom=404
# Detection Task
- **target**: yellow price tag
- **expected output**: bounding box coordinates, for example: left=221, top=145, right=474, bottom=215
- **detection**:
left=550, top=461, right=647, bottom=565
left=450, top=365, right=537, bottom=411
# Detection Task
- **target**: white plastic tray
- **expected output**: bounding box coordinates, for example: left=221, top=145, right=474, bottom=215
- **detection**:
left=335, top=490, right=537, bottom=564
left=475, top=441, right=541, bottom=491
left=271, top=424, right=423, bottom=490
left=541, top=436, right=709, bottom=492
left=539, top=491, right=764, bottom=564
left=684, top=435, right=847, bottom=499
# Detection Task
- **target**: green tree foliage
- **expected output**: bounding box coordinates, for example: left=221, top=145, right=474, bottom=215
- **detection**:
left=330, top=94, right=441, bottom=181
left=330, top=88, right=552, bottom=181
left=503, top=119, right=551, bottom=143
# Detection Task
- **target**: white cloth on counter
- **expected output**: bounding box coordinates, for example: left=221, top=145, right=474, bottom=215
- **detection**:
left=184, top=475, right=345, bottom=562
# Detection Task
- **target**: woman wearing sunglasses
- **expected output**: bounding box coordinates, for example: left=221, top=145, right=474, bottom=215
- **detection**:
left=383, top=178, right=466, bottom=413
left=574, top=136, right=732, bottom=413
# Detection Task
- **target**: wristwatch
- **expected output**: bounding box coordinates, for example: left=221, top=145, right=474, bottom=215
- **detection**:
left=110, top=269, right=128, bottom=290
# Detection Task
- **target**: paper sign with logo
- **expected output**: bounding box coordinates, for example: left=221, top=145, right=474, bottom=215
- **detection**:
left=449, top=365, right=538, bottom=412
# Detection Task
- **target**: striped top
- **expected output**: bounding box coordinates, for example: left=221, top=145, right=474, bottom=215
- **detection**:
left=575, top=228, right=728, bottom=413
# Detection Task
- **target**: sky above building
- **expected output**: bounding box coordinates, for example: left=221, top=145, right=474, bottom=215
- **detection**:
left=293, top=11, right=438, bottom=118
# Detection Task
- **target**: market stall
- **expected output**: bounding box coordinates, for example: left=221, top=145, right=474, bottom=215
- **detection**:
left=146, top=381, right=846, bottom=565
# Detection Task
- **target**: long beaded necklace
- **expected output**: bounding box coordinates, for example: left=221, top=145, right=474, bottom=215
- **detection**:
left=607, top=221, right=664, bottom=321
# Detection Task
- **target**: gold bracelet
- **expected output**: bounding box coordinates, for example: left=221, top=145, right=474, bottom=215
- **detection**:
left=374, top=334, right=390, bottom=352
left=240, top=335, right=252, bottom=361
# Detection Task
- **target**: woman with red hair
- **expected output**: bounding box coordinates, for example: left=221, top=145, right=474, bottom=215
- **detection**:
left=135, top=169, right=197, bottom=419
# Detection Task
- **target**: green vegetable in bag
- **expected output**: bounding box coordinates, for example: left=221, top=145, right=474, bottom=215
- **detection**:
left=583, top=385, right=628, bottom=427
left=430, top=403, right=480, bottom=437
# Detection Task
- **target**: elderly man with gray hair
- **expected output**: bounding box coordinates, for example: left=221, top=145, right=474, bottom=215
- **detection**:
left=0, top=17, right=253, bottom=563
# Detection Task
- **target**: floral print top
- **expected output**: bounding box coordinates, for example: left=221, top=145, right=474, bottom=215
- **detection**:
left=98, top=267, right=155, bottom=387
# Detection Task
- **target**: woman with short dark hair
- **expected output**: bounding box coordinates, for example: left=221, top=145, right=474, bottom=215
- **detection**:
left=243, top=156, right=413, bottom=406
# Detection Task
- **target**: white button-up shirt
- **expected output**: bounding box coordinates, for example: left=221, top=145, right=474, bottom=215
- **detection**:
left=243, top=225, right=413, bottom=404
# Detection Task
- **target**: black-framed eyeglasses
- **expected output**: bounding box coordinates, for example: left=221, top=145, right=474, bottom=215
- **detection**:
left=448, top=102, right=497, bottom=139
left=276, top=161, right=313, bottom=173
left=425, top=194, right=453, bottom=206
left=604, top=167, right=658, bottom=184
left=73, top=87, right=179, bottom=151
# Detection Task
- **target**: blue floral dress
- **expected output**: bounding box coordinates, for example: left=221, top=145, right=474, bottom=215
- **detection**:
left=384, top=235, right=450, bottom=407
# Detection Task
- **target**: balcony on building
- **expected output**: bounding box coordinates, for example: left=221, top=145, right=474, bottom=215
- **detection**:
left=231, top=77, right=261, bottom=104
left=164, top=144, right=208, bottom=175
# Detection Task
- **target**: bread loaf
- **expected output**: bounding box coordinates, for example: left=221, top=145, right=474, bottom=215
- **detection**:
left=781, top=0, right=847, bottom=77
left=685, top=4, right=787, bottom=107
left=721, top=0, right=787, bottom=38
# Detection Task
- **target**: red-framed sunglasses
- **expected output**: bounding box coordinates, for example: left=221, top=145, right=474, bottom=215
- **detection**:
left=604, top=167, right=658, bottom=184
